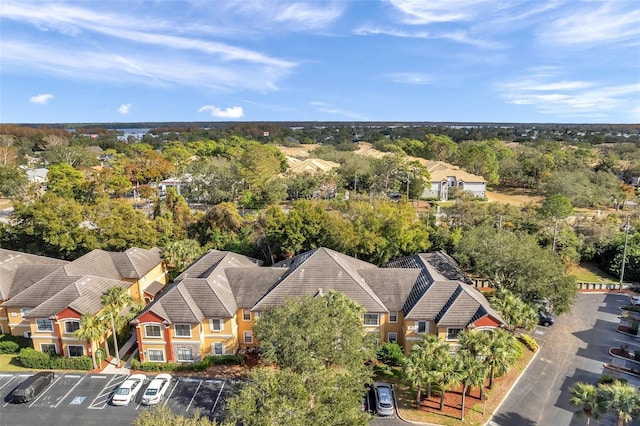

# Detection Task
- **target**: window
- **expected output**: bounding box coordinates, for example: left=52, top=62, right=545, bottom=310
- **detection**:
left=388, top=332, right=398, bottom=343
left=416, top=321, right=428, bottom=334
left=174, top=324, right=191, bottom=338
left=446, top=328, right=463, bottom=341
left=242, top=310, right=251, bottom=321
left=213, top=342, right=225, bottom=355
left=147, top=349, right=164, bottom=362
left=41, top=344, right=57, bottom=354
left=20, top=308, right=31, bottom=318
left=389, top=311, right=398, bottom=323
left=145, top=325, right=162, bottom=338
left=244, top=331, right=253, bottom=344
left=64, top=321, right=80, bottom=333
left=36, top=319, right=53, bottom=332
left=68, top=345, right=84, bottom=357
left=209, top=319, right=223, bottom=332
left=363, top=313, right=379, bottom=326
left=177, top=348, right=193, bottom=362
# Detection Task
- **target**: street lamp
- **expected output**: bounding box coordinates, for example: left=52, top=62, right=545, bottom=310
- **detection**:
left=99, top=311, right=120, bottom=367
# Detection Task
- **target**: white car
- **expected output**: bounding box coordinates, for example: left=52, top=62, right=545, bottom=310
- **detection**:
left=112, top=374, right=146, bottom=406
left=141, top=373, right=172, bottom=405
left=630, top=295, right=640, bottom=306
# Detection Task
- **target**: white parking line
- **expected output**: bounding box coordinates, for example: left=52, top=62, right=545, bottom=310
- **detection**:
left=28, top=373, right=63, bottom=407
left=211, top=380, right=225, bottom=414
left=54, top=375, right=86, bottom=408
left=0, top=375, right=18, bottom=391
left=164, top=379, right=179, bottom=407
left=185, top=380, right=203, bottom=412
left=88, top=374, right=128, bottom=410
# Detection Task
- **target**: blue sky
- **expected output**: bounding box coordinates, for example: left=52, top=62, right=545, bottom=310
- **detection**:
left=1, top=0, right=639, bottom=124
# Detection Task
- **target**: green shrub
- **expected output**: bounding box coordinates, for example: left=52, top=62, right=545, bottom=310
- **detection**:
left=192, top=361, right=208, bottom=372
left=18, top=348, right=51, bottom=368
left=203, top=355, right=242, bottom=366
left=376, top=342, right=405, bottom=367
left=0, top=341, right=20, bottom=354
left=518, top=334, right=538, bottom=352
left=131, top=358, right=180, bottom=372
left=598, top=375, right=628, bottom=386
left=0, top=334, right=33, bottom=350
left=49, top=355, right=93, bottom=370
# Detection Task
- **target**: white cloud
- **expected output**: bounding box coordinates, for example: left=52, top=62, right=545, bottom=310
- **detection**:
left=384, top=72, right=432, bottom=85
left=540, top=1, right=640, bottom=47
left=387, top=0, right=491, bottom=25
left=354, top=25, right=429, bottom=38
left=495, top=70, right=640, bottom=120
left=118, top=103, right=131, bottom=114
left=29, top=93, right=53, bottom=104
left=198, top=105, right=244, bottom=118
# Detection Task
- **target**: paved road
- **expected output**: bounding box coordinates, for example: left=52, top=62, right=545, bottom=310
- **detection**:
left=491, top=292, right=640, bottom=426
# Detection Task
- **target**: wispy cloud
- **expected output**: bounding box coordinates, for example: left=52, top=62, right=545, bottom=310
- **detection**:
left=118, top=103, right=131, bottom=114
left=198, top=105, right=244, bottom=119
left=354, top=25, right=429, bottom=38
left=539, top=1, right=640, bottom=47
left=387, top=0, right=492, bottom=25
left=29, top=93, right=53, bottom=104
left=495, top=69, right=640, bottom=120
left=384, top=72, right=432, bottom=85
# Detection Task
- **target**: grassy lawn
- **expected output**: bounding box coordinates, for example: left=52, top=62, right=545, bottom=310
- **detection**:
left=0, top=353, right=32, bottom=372
left=386, top=344, right=537, bottom=426
left=568, top=262, right=618, bottom=283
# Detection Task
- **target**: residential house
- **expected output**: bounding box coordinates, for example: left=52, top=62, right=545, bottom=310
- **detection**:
left=422, top=160, right=486, bottom=201
left=132, top=247, right=504, bottom=363
left=0, top=247, right=167, bottom=359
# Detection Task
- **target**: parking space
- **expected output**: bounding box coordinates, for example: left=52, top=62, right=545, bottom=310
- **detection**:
left=0, top=373, right=234, bottom=425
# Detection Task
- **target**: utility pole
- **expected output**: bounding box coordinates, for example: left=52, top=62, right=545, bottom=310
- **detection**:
left=620, top=216, right=630, bottom=290
left=552, top=217, right=558, bottom=251
left=498, top=215, right=503, bottom=229
left=354, top=172, right=357, bottom=195
left=406, top=170, right=410, bottom=200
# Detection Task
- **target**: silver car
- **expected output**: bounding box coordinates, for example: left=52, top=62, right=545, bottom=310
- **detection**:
left=374, top=382, right=394, bottom=416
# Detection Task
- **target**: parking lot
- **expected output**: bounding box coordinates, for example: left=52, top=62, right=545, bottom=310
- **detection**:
left=0, top=372, right=236, bottom=426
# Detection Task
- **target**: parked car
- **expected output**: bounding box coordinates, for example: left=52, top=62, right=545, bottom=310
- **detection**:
left=12, top=371, right=54, bottom=403
left=112, top=374, right=146, bottom=406
left=538, top=311, right=555, bottom=326
left=141, top=373, right=172, bottom=405
left=374, top=382, right=394, bottom=417
left=630, top=295, right=640, bottom=306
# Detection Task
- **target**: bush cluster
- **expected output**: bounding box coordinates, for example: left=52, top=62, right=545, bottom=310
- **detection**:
left=376, top=342, right=405, bottom=367
left=0, top=335, right=33, bottom=353
left=131, top=354, right=243, bottom=372
left=518, top=334, right=538, bottom=352
left=17, top=348, right=92, bottom=370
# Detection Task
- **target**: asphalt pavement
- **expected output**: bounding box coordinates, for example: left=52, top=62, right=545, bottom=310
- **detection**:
left=491, top=292, right=640, bottom=426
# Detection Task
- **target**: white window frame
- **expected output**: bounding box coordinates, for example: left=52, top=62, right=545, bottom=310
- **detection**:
left=174, top=324, right=192, bottom=338
left=212, top=342, right=225, bottom=356
left=244, top=331, right=253, bottom=344
left=36, top=318, right=53, bottom=332
left=363, top=313, right=380, bottom=326
left=145, top=324, right=162, bottom=338
left=446, top=328, right=463, bottom=341
left=64, top=320, right=80, bottom=334
left=242, top=310, right=251, bottom=321
left=389, top=311, right=398, bottom=323
left=20, top=308, right=31, bottom=318
left=416, top=321, right=428, bottom=334
left=147, top=349, right=165, bottom=362
left=209, top=319, right=223, bottom=332
left=388, top=332, right=398, bottom=343
left=40, top=343, right=58, bottom=354
left=177, top=347, right=193, bottom=362
left=67, top=345, right=84, bottom=357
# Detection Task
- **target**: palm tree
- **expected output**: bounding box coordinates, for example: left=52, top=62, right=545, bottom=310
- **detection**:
left=101, top=286, right=133, bottom=364
left=486, top=329, right=518, bottom=388
left=403, top=353, right=427, bottom=407
left=597, top=381, right=640, bottom=426
left=457, top=350, right=489, bottom=421
left=413, top=334, right=450, bottom=399
left=74, top=313, right=106, bottom=369
left=569, top=382, right=602, bottom=425
left=490, top=289, right=538, bottom=332
left=438, top=354, right=459, bottom=412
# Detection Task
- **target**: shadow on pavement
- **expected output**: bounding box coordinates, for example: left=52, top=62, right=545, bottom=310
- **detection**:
left=596, top=293, right=628, bottom=316
left=574, top=319, right=619, bottom=363
left=490, top=411, right=537, bottom=426
left=555, top=367, right=602, bottom=413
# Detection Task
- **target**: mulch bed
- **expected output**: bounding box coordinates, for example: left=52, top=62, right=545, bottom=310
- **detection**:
left=414, top=384, right=485, bottom=420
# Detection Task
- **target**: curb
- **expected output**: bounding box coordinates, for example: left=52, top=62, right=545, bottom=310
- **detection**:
left=484, top=340, right=542, bottom=426
left=392, top=384, right=441, bottom=425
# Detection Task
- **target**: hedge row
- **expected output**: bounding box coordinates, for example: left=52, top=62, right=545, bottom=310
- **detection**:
left=131, top=354, right=243, bottom=372
left=518, top=334, right=539, bottom=352
left=18, top=348, right=93, bottom=370
left=0, top=335, right=33, bottom=353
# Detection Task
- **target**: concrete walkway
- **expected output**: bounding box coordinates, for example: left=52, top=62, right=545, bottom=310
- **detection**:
left=100, top=334, right=137, bottom=375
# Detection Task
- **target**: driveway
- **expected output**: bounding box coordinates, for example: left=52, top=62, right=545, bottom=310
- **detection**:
left=491, top=292, right=640, bottom=426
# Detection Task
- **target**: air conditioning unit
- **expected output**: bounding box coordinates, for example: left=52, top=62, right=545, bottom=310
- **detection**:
left=23, top=332, right=31, bottom=339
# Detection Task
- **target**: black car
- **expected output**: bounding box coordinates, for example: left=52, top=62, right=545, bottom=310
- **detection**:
left=12, top=371, right=54, bottom=403
left=538, top=311, right=555, bottom=326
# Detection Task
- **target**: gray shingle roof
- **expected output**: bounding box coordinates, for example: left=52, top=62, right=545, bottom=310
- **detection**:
left=0, top=249, right=67, bottom=300
left=254, top=248, right=387, bottom=312
left=2, top=269, right=80, bottom=308
left=225, top=268, right=285, bottom=308
left=435, top=285, right=504, bottom=327
left=359, top=269, right=419, bottom=311
left=148, top=283, right=204, bottom=323
left=112, top=247, right=163, bottom=279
